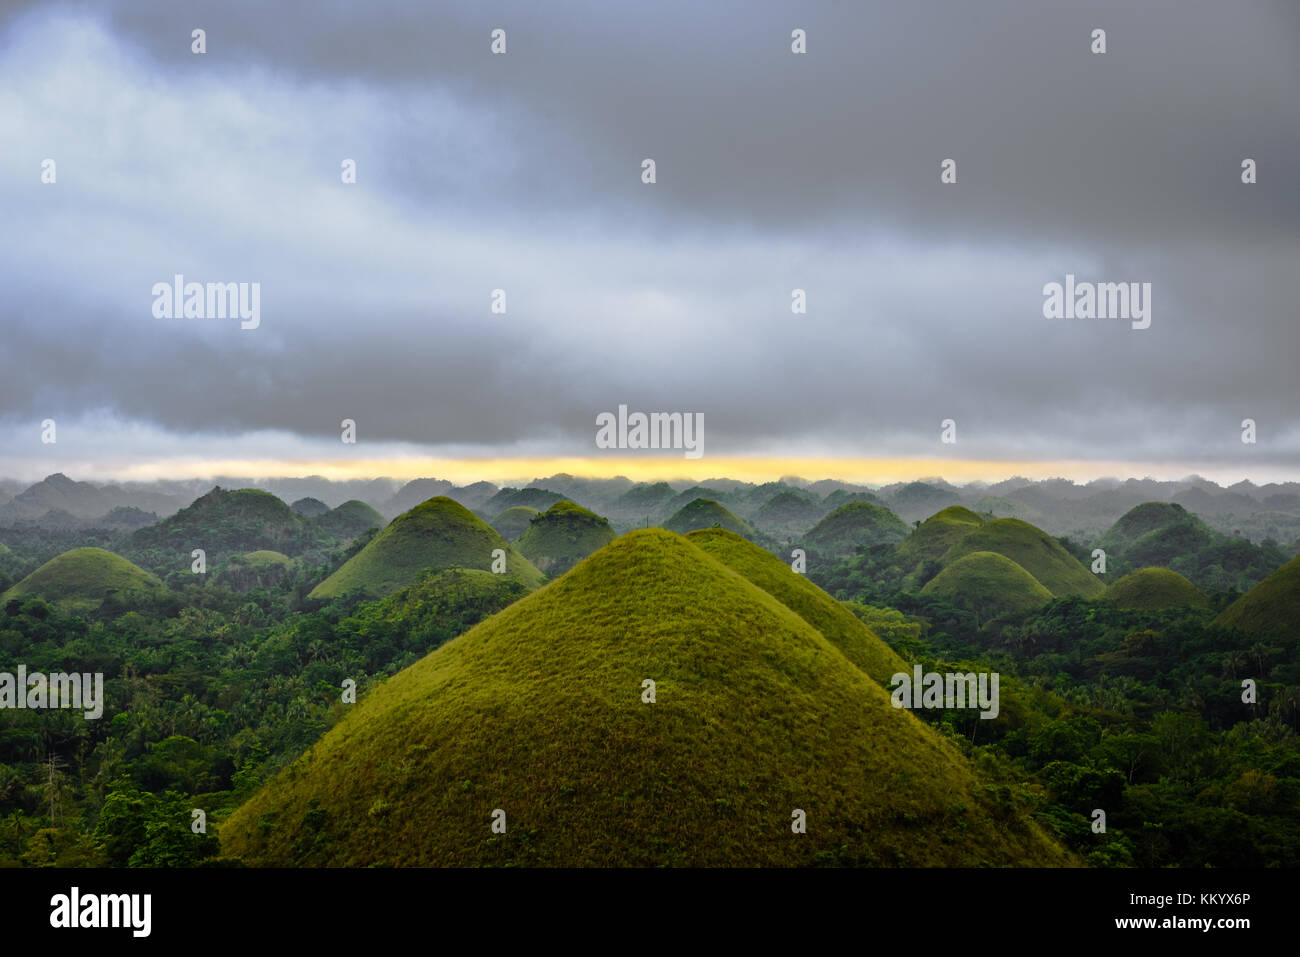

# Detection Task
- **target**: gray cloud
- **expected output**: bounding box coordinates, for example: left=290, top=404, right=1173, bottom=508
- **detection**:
left=0, top=1, right=1297, bottom=476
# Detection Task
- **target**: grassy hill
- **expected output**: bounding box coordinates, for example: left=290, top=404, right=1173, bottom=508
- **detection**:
left=899, top=506, right=985, bottom=564
left=491, top=506, right=541, bottom=541
left=216, top=550, right=297, bottom=592
left=515, top=501, right=617, bottom=576
left=308, top=497, right=544, bottom=600
left=920, top=551, right=1054, bottom=620
left=1215, top=555, right=1300, bottom=638
left=663, top=498, right=757, bottom=540
left=221, top=529, right=1071, bottom=867
left=1104, top=567, right=1208, bottom=611
left=751, top=491, right=824, bottom=536
left=290, top=497, right=330, bottom=518
left=940, top=518, right=1104, bottom=598
left=802, top=502, right=909, bottom=558
left=686, top=528, right=906, bottom=685
left=0, top=547, right=164, bottom=614
left=315, top=501, right=384, bottom=541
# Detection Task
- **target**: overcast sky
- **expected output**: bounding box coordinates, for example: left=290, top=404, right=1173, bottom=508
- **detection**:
left=1, top=0, right=1297, bottom=484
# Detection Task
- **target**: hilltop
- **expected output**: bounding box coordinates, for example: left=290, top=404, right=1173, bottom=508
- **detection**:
left=221, top=529, right=1071, bottom=867
left=490, top=506, right=541, bottom=541
left=308, top=497, right=543, bottom=600
left=314, top=500, right=384, bottom=541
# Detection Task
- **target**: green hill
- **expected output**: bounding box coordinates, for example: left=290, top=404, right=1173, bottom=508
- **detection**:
left=1104, top=567, right=1208, bottom=611
left=290, top=497, right=330, bottom=518
left=921, top=551, right=1054, bottom=621
left=940, top=518, right=1104, bottom=598
left=491, top=506, right=541, bottom=541
left=130, top=487, right=313, bottom=564
left=221, top=529, right=1071, bottom=867
left=898, top=506, right=985, bottom=563
left=802, top=502, right=909, bottom=558
left=217, top=550, right=297, bottom=592
left=482, top=487, right=565, bottom=514
left=663, top=498, right=757, bottom=540
left=1101, top=502, right=1200, bottom=548
left=515, top=501, right=617, bottom=576
left=315, top=501, right=384, bottom=541
left=1215, top=555, right=1300, bottom=638
left=308, top=497, right=544, bottom=600
left=1, top=547, right=164, bottom=614
left=751, top=491, right=823, bottom=533
left=686, top=528, right=906, bottom=685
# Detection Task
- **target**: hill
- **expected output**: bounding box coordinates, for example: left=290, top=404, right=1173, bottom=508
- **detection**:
left=490, top=506, right=541, bottom=541
left=514, top=501, right=617, bottom=576
left=1, top=547, right=164, bottom=613
left=221, top=529, right=1071, bottom=867
left=290, top=497, right=330, bottom=518
left=751, top=491, right=823, bottom=535
left=216, top=550, right=297, bottom=592
left=662, top=499, right=757, bottom=540
left=130, top=487, right=313, bottom=566
left=1104, top=567, right=1208, bottom=611
left=920, top=551, right=1054, bottom=621
left=940, top=518, right=1104, bottom=598
left=898, top=506, right=985, bottom=564
left=481, top=487, right=565, bottom=515
left=308, top=497, right=543, bottom=600
left=315, top=500, right=384, bottom=541
left=1215, top=556, right=1300, bottom=638
left=802, top=502, right=909, bottom=558
left=685, top=528, right=906, bottom=685
left=1099, top=503, right=1215, bottom=569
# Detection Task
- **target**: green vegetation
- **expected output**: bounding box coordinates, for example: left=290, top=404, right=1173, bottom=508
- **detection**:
left=309, top=497, right=543, bottom=600
left=222, top=530, right=1070, bottom=867
left=662, top=498, right=757, bottom=540
left=1104, top=567, right=1207, bottom=612
left=1215, top=556, right=1300, bottom=638
left=490, top=506, right=540, bottom=541
left=515, top=501, right=616, bottom=576
left=921, top=551, right=1054, bottom=622
left=803, top=502, right=910, bottom=558
left=1, top=548, right=164, bottom=614
left=940, top=518, right=1105, bottom=598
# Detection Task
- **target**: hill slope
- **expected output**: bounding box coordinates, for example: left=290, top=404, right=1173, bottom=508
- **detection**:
left=686, top=528, right=906, bottom=685
left=1, top=547, right=164, bottom=613
left=222, top=529, right=1070, bottom=867
left=1215, top=556, right=1300, bottom=638
left=309, top=497, right=543, bottom=599
left=940, top=518, right=1104, bottom=598
left=490, top=506, right=541, bottom=541
left=514, top=501, right=617, bottom=576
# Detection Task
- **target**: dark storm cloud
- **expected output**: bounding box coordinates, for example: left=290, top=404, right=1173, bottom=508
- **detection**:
left=0, top=0, right=1297, bottom=473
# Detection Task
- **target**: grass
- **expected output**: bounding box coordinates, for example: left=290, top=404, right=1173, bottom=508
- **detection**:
left=686, top=528, right=907, bottom=685
left=1215, top=555, right=1300, bottom=638
left=1, top=547, right=164, bottom=613
left=1104, top=567, right=1207, bottom=611
left=316, top=501, right=385, bottom=540
left=939, top=518, right=1105, bottom=598
left=514, top=501, right=616, bottom=576
left=221, top=529, right=1072, bottom=867
left=308, top=497, right=544, bottom=600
